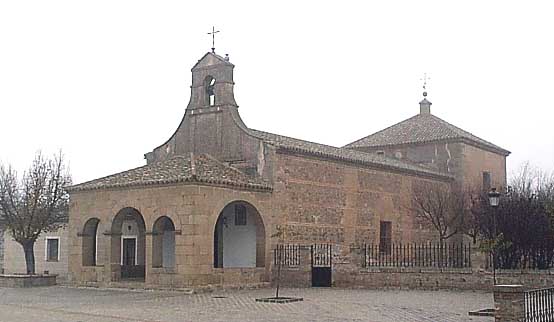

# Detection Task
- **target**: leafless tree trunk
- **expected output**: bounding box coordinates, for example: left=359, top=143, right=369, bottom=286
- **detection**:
left=0, top=151, right=71, bottom=275
left=22, top=240, right=36, bottom=274
left=412, top=183, right=471, bottom=243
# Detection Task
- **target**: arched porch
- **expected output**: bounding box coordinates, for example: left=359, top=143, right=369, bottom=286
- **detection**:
left=110, top=207, right=146, bottom=281
left=213, top=201, right=266, bottom=269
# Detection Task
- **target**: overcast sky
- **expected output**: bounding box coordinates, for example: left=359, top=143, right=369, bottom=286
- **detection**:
left=1, top=1, right=553, bottom=184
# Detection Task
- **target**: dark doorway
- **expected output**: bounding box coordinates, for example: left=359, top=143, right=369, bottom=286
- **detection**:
left=311, top=244, right=332, bottom=287
left=312, top=267, right=332, bottom=287
left=122, top=238, right=136, bottom=266
left=121, top=238, right=143, bottom=279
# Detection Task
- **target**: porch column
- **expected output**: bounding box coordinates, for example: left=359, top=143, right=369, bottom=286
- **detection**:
left=104, top=231, right=121, bottom=283
left=145, top=232, right=153, bottom=285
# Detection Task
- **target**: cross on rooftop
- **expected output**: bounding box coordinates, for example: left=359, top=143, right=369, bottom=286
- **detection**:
left=207, top=26, right=220, bottom=53
left=420, top=73, right=430, bottom=97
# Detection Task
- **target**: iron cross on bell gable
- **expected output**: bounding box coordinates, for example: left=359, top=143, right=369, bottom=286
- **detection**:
left=207, top=26, right=220, bottom=53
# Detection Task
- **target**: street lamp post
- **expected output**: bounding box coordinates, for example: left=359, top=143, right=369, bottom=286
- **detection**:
left=488, top=187, right=501, bottom=285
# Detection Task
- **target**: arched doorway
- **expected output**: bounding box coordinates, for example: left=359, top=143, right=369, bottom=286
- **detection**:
left=82, top=218, right=100, bottom=267
left=213, top=201, right=265, bottom=268
left=152, top=216, right=176, bottom=269
left=111, top=207, right=146, bottom=281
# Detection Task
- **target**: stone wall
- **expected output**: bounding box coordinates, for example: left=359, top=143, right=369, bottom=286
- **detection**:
left=272, top=152, right=449, bottom=246
left=354, top=141, right=507, bottom=192
left=461, top=143, right=507, bottom=190
left=334, top=268, right=554, bottom=291
left=354, top=141, right=464, bottom=177
left=0, top=274, right=57, bottom=288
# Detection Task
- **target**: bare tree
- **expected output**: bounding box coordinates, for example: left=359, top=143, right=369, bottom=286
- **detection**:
left=271, top=225, right=286, bottom=299
left=412, top=183, right=470, bottom=244
left=0, top=152, right=71, bottom=274
left=459, top=185, right=485, bottom=244
left=469, top=162, right=554, bottom=269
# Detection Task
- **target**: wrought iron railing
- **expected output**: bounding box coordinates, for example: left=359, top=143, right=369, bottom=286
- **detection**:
left=311, top=244, right=332, bottom=268
left=525, top=287, right=554, bottom=322
left=362, top=243, right=471, bottom=268
left=273, top=244, right=301, bottom=267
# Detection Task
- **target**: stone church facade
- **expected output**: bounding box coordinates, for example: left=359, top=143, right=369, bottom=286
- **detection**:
left=66, top=52, right=509, bottom=288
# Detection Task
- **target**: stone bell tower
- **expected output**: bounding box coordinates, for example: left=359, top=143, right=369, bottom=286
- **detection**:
left=144, top=52, right=262, bottom=167
left=187, top=52, right=237, bottom=109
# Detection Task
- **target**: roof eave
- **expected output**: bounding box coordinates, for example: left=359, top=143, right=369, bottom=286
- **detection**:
left=67, top=178, right=273, bottom=194
left=347, top=137, right=510, bottom=157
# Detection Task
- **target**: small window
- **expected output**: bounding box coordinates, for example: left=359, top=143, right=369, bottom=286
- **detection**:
left=379, top=221, right=392, bottom=255
left=235, top=204, right=247, bottom=226
left=205, top=76, right=216, bottom=106
left=46, top=237, right=60, bottom=262
left=483, top=171, right=492, bottom=191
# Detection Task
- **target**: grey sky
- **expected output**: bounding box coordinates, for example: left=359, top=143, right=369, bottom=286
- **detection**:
left=1, top=1, right=553, bottom=184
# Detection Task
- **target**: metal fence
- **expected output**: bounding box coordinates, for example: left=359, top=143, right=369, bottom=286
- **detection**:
left=489, top=247, right=554, bottom=270
left=273, top=244, right=301, bottom=267
left=362, top=243, right=471, bottom=268
left=525, top=287, right=554, bottom=322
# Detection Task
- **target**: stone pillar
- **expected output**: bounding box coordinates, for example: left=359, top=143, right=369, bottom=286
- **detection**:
left=332, top=245, right=361, bottom=288
left=145, top=232, right=153, bottom=285
left=350, top=245, right=366, bottom=268
left=104, top=232, right=121, bottom=283
left=471, top=247, right=488, bottom=271
left=494, top=285, right=525, bottom=322
left=299, top=245, right=312, bottom=287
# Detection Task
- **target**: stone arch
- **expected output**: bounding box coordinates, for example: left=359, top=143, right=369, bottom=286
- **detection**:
left=204, top=75, right=216, bottom=106
left=213, top=200, right=266, bottom=268
left=111, top=207, right=146, bottom=280
left=152, top=216, right=176, bottom=269
left=82, top=218, right=100, bottom=267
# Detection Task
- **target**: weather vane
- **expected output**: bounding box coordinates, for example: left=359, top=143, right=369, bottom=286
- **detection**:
left=207, top=26, right=220, bottom=53
left=420, top=73, right=430, bottom=97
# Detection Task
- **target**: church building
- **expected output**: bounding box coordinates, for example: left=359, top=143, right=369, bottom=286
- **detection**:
left=66, top=51, right=509, bottom=288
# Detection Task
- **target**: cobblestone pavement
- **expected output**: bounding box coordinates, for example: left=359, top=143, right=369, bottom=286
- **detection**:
left=0, top=286, right=494, bottom=322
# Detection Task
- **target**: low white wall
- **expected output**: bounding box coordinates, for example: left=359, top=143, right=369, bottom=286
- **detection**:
left=2, top=225, right=69, bottom=281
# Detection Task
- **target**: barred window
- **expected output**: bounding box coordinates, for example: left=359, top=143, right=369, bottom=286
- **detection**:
left=235, top=204, right=247, bottom=226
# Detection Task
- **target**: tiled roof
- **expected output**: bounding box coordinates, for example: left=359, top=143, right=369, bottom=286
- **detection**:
left=68, top=154, right=271, bottom=192
left=343, top=113, right=510, bottom=155
left=248, top=129, right=453, bottom=180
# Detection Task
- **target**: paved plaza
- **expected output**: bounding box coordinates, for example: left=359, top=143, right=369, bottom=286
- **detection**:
left=0, top=286, right=494, bottom=322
